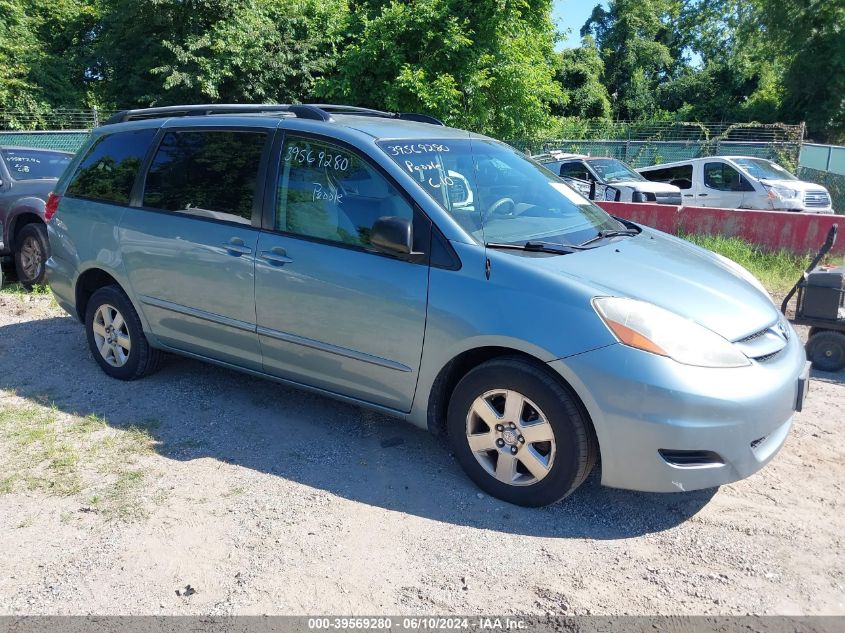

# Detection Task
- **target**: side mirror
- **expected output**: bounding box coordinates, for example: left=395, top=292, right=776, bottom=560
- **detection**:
left=371, top=216, right=421, bottom=260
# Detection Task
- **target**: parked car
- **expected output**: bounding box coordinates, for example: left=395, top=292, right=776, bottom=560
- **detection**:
left=0, top=146, right=74, bottom=287
left=534, top=152, right=683, bottom=205
left=638, top=156, right=834, bottom=213
left=46, top=104, right=809, bottom=507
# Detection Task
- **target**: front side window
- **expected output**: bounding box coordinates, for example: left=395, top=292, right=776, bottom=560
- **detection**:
left=66, top=129, right=157, bottom=204
left=378, top=139, right=623, bottom=247
left=559, top=162, right=591, bottom=181
left=704, top=162, right=746, bottom=191
left=277, top=136, right=413, bottom=247
left=1, top=149, right=71, bottom=181
left=143, top=130, right=267, bottom=224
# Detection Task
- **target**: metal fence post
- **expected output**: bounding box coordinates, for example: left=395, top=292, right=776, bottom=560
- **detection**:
left=92, top=106, right=99, bottom=128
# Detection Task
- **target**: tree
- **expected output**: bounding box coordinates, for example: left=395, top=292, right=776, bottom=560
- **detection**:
left=318, top=0, right=562, bottom=140
left=553, top=38, right=612, bottom=119
left=581, top=0, right=685, bottom=120
left=0, top=0, right=99, bottom=120
left=757, top=0, right=845, bottom=142
left=95, top=0, right=344, bottom=107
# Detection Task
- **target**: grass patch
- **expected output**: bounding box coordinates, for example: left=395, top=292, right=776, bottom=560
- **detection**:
left=0, top=394, right=163, bottom=520
left=679, top=233, right=822, bottom=295
left=0, top=282, right=51, bottom=296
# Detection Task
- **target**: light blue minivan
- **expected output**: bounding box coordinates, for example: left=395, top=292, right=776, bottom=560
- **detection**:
left=45, top=104, right=810, bottom=506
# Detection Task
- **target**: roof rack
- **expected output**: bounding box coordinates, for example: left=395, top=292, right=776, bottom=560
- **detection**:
left=104, top=103, right=445, bottom=126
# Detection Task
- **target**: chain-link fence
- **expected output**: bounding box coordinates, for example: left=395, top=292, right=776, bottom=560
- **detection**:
left=0, top=108, right=114, bottom=130
left=510, top=121, right=806, bottom=171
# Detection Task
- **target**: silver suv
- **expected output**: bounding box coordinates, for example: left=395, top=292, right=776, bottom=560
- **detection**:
left=46, top=104, right=809, bottom=506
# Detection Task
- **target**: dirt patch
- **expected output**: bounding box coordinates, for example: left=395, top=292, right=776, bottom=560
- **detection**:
left=0, top=292, right=843, bottom=615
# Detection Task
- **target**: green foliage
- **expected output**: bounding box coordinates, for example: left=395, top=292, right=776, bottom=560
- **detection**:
left=95, top=0, right=344, bottom=106
left=317, top=0, right=562, bottom=139
left=581, top=0, right=684, bottom=120
left=0, top=0, right=98, bottom=122
left=0, top=0, right=842, bottom=144
left=680, top=234, right=812, bottom=295
left=552, top=38, right=612, bottom=119
left=757, top=0, right=845, bottom=143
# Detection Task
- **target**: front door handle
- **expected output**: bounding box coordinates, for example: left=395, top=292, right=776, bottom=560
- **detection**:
left=259, top=248, right=293, bottom=266
left=223, top=238, right=252, bottom=257
left=698, top=193, right=709, bottom=197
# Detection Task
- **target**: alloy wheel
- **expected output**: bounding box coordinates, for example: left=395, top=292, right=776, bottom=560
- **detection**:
left=465, top=389, right=556, bottom=486
left=19, top=236, right=44, bottom=281
left=92, top=304, right=132, bottom=367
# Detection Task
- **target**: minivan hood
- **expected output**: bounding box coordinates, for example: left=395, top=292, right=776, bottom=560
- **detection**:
left=610, top=180, right=681, bottom=194
left=528, top=229, right=778, bottom=341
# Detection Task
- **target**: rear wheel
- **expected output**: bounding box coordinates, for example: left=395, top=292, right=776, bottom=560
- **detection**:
left=85, top=286, right=163, bottom=380
left=447, top=357, right=597, bottom=507
left=14, top=223, right=48, bottom=289
left=806, top=330, right=845, bottom=372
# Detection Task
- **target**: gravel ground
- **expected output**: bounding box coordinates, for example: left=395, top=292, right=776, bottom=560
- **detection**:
left=0, top=292, right=843, bottom=616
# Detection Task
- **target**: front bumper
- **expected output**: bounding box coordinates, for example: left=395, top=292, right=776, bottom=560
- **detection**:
left=550, top=329, right=807, bottom=493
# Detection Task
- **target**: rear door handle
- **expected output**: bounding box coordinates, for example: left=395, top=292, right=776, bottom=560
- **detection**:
left=223, top=238, right=252, bottom=257
left=259, top=248, right=293, bottom=266
left=698, top=193, right=708, bottom=197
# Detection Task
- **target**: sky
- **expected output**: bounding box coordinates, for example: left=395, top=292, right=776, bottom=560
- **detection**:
left=553, top=0, right=606, bottom=50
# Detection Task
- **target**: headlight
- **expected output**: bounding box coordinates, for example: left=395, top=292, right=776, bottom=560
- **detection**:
left=593, top=297, right=751, bottom=368
left=765, top=185, right=800, bottom=201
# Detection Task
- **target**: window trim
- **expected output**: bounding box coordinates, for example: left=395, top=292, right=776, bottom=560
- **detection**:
left=263, top=129, right=460, bottom=269
left=133, top=125, right=273, bottom=229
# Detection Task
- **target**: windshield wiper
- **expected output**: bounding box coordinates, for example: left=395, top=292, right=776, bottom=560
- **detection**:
left=577, top=228, right=640, bottom=247
left=485, top=240, right=585, bottom=255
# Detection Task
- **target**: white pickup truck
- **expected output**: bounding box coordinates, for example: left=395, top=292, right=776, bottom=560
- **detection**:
left=638, top=156, right=834, bottom=213
left=535, top=152, right=683, bottom=205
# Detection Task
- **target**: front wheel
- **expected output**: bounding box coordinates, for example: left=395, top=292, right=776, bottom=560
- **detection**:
left=85, top=286, right=163, bottom=380
left=447, top=357, right=598, bottom=507
left=14, top=223, right=49, bottom=288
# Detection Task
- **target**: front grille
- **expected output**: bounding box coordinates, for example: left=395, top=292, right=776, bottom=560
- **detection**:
left=804, top=190, right=831, bottom=208
left=734, top=320, right=788, bottom=362
left=655, top=192, right=682, bottom=206
left=658, top=449, right=725, bottom=468
left=738, top=328, right=768, bottom=343
left=754, top=350, right=782, bottom=363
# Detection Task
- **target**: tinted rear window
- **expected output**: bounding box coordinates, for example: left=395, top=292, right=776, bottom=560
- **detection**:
left=142, top=130, right=266, bottom=224
left=66, top=129, right=157, bottom=204
left=1, top=149, right=71, bottom=180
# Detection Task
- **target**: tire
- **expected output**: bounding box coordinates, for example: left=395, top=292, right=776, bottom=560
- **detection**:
left=806, top=330, right=845, bottom=373
left=447, top=356, right=598, bottom=507
left=14, top=223, right=49, bottom=289
left=85, top=285, right=163, bottom=380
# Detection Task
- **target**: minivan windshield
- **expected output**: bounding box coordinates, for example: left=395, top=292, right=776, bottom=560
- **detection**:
left=588, top=158, right=646, bottom=183
left=732, top=158, right=797, bottom=181
left=377, top=139, right=625, bottom=247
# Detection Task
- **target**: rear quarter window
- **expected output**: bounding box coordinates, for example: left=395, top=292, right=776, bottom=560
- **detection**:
left=65, top=129, right=157, bottom=204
